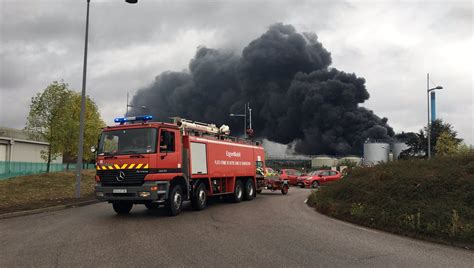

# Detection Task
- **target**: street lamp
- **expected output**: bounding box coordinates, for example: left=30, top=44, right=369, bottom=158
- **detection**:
left=125, top=92, right=147, bottom=116
left=75, top=0, right=138, bottom=198
left=126, top=105, right=147, bottom=116
left=426, top=73, right=443, bottom=160
left=230, top=103, right=249, bottom=138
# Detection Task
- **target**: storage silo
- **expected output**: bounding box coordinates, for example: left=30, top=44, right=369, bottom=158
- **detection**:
left=311, top=156, right=337, bottom=168
left=393, top=142, right=409, bottom=160
left=339, top=156, right=362, bottom=166
left=363, top=143, right=389, bottom=165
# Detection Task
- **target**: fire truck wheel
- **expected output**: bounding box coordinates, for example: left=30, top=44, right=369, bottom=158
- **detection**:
left=231, top=180, right=244, bottom=203
left=243, top=179, right=255, bottom=201
left=166, top=184, right=183, bottom=216
left=191, top=182, right=207, bottom=211
left=112, top=202, right=133, bottom=215
left=281, top=185, right=289, bottom=195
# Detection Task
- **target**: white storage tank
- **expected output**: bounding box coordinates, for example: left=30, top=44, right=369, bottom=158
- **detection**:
left=311, top=156, right=337, bottom=168
left=363, top=143, right=389, bottom=165
left=393, top=142, right=409, bottom=160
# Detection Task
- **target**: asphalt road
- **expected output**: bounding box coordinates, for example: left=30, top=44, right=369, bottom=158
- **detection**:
left=0, top=188, right=472, bottom=267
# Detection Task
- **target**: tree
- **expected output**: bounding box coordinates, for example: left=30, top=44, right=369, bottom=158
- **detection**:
left=401, top=130, right=428, bottom=159
left=25, top=81, right=73, bottom=172
left=435, top=130, right=459, bottom=156
left=60, top=93, right=104, bottom=162
left=400, top=119, right=462, bottom=158
left=456, top=143, right=472, bottom=155
left=393, top=131, right=418, bottom=143
left=26, top=81, right=105, bottom=171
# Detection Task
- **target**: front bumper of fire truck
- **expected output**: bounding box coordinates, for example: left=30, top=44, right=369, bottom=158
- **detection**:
left=95, top=181, right=169, bottom=203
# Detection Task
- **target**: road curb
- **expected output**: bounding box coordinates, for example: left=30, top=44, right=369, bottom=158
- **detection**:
left=0, top=199, right=99, bottom=220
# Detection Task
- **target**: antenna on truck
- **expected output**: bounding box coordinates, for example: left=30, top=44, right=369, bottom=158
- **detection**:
left=172, top=117, right=230, bottom=136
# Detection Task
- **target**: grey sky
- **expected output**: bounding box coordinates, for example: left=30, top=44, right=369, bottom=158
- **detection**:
left=0, top=0, right=472, bottom=145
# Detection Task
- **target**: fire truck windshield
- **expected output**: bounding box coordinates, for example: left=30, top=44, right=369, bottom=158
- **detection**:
left=97, top=128, right=157, bottom=155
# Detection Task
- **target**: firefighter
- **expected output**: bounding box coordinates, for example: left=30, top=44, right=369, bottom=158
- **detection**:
left=159, top=131, right=168, bottom=151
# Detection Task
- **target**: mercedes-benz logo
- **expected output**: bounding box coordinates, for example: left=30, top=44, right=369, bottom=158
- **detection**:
left=116, top=171, right=126, bottom=182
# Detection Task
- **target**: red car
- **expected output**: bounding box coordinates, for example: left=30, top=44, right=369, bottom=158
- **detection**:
left=278, top=169, right=302, bottom=186
left=297, top=170, right=342, bottom=188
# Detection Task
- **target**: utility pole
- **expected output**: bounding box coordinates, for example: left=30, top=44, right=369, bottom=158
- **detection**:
left=126, top=92, right=129, bottom=117
left=75, top=0, right=90, bottom=198
left=75, top=0, right=138, bottom=198
left=248, top=102, right=252, bottom=129
left=427, top=73, right=431, bottom=159
left=244, top=103, right=247, bottom=137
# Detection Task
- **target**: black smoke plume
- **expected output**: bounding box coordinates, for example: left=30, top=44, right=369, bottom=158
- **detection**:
left=130, top=23, right=393, bottom=155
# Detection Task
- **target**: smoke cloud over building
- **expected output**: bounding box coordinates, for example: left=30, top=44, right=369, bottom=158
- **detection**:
left=130, top=23, right=393, bottom=155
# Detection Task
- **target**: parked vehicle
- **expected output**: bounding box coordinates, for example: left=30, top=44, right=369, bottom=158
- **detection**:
left=261, top=176, right=289, bottom=195
left=94, top=116, right=266, bottom=216
left=255, top=167, right=289, bottom=195
left=265, top=167, right=278, bottom=177
left=278, top=169, right=302, bottom=186
left=297, top=170, right=342, bottom=188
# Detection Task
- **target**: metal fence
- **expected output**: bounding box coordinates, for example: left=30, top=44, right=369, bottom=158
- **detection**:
left=0, top=161, right=95, bottom=180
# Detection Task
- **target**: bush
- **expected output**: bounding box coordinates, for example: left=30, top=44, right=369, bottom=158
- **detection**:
left=307, top=154, right=474, bottom=246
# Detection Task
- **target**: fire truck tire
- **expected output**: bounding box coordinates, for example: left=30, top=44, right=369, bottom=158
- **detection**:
left=166, top=184, right=183, bottom=216
left=243, top=179, right=255, bottom=201
left=191, top=182, right=207, bottom=211
left=281, top=185, right=289, bottom=195
left=231, top=180, right=244, bottom=203
left=112, top=202, right=133, bottom=215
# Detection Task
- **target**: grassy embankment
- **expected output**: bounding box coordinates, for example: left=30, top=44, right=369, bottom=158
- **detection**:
left=307, top=154, right=474, bottom=247
left=0, top=170, right=96, bottom=214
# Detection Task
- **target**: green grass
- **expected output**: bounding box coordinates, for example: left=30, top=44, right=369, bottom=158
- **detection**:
left=307, top=154, right=474, bottom=247
left=0, top=170, right=96, bottom=214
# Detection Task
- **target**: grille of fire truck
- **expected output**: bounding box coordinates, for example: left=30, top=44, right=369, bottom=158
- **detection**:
left=97, top=170, right=146, bottom=186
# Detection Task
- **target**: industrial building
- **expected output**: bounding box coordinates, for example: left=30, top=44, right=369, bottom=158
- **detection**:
left=309, top=156, right=363, bottom=169
left=0, top=126, right=63, bottom=163
left=311, top=156, right=338, bottom=168
left=0, top=127, right=64, bottom=179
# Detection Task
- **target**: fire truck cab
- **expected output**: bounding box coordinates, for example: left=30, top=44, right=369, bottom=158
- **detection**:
left=94, top=116, right=266, bottom=216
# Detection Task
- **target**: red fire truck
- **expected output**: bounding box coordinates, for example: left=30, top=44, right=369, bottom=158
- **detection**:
left=94, top=116, right=266, bottom=216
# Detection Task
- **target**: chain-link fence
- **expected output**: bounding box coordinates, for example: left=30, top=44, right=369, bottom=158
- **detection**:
left=0, top=161, right=95, bottom=180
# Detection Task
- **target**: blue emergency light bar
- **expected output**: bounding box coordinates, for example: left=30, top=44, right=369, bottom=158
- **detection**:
left=114, top=115, right=153, bottom=124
